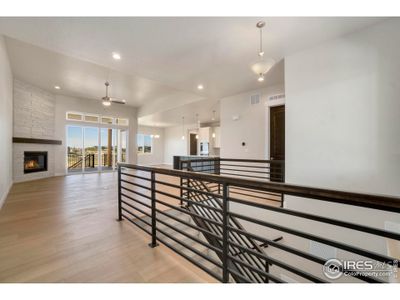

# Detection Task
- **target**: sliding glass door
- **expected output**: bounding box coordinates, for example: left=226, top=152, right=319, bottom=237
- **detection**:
left=67, top=126, right=127, bottom=174
left=119, top=129, right=127, bottom=163
left=67, top=126, right=83, bottom=173
left=84, top=127, right=99, bottom=173
left=100, top=128, right=116, bottom=171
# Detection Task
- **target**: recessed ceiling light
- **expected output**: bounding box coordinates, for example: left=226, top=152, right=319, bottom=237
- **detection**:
left=112, top=52, right=121, bottom=60
left=54, top=85, right=61, bottom=90
left=197, top=84, right=204, bottom=90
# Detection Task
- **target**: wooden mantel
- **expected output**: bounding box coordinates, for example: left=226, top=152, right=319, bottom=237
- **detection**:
left=13, top=137, right=62, bottom=145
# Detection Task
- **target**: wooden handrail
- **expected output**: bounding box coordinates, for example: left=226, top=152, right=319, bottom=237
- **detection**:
left=179, top=157, right=285, bottom=164
left=118, top=163, right=400, bottom=212
left=220, top=158, right=285, bottom=164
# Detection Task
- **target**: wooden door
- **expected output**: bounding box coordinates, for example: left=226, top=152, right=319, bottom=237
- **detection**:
left=270, top=105, right=285, bottom=181
left=190, top=133, right=198, bottom=155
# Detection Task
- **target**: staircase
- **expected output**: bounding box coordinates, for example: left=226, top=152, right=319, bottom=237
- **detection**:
left=183, top=177, right=271, bottom=282
left=133, top=208, right=223, bottom=278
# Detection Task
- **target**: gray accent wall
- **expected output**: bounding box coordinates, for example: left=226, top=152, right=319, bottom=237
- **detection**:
left=13, top=79, right=57, bottom=182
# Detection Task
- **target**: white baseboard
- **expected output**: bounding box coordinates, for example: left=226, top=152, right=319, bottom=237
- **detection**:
left=0, top=180, right=13, bottom=210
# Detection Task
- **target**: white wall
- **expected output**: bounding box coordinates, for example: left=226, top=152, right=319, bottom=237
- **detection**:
left=137, top=125, right=164, bottom=165
left=163, top=124, right=196, bottom=165
left=0, top=35, right=13, bottom=207
left=285, top=18, right=400, bottom=196
left=220, top=84, right=284, bottom=159
left=275, top=18, right=400, bottom=281
left=54, top=95, right=138, bottom=175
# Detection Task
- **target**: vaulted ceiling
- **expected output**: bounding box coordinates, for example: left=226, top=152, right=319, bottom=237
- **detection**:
left=0, top=17, right=385, bottom=126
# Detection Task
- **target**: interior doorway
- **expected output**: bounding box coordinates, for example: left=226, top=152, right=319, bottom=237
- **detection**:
left=270, top=105, right=285, bottom=181
left=189, top=133, right=198, bottom=155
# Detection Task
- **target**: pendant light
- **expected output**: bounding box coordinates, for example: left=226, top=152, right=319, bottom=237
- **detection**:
left=257, top=21, right=265, bottom=57
left=211, top=110, right=216, bottom=138
left=195, top=113, right=199, bottom=139
left=252, top=21, right=275, bottom=83
left=151, top=123, right=160, bottom=139
left=181, top=116, right=185, bottom=140
left=211, top=110, right=216, bottom=121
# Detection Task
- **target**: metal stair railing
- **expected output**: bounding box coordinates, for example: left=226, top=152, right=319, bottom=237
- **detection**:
left=184, top=175, right=270, bottom=282
left=68, top=153, right=95, bottom=169
left=117, top=163, right=400, bottom=283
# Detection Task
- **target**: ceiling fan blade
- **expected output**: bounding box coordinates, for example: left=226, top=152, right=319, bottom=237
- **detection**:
left=101, top=82, right=125, bottom=104
left=110, top=98, right=126, bottom=104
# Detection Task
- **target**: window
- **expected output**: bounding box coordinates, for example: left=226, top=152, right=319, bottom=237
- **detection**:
left=66, top=111, right=129, bottom=126
left=84, top=114, right=99, bottom=123
left=137, top=134, right=152, bottom=154
left=116, top=118, right=129, bottom=126
left=101, top=116, right=114, bottom=125
left=66, top=112, right=83, bottom=121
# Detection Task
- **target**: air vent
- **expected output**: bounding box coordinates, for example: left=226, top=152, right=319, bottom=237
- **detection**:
left=268, top=93, right=285, bottom=101
left=250, top=94, right=260, bottom=105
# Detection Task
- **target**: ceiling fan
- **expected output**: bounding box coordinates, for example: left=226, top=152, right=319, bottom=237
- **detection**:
left=102, top=82, right=126, bottom=106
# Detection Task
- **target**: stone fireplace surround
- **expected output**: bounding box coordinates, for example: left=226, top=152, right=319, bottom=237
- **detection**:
left=13, top=80, right=59, bottom=183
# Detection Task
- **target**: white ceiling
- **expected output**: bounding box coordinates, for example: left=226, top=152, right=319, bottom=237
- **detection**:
left=138, top=59, right=285, bottom=127
left=0, top=17, right=385, bottom=126
left=139, top=97, right=221, bottom=127
left=4, top=37, right=203, bottom=108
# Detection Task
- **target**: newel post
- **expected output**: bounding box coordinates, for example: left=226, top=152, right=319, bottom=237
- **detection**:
left=149, top=170, right=159, bottom=248
left=117, top=164, right=122, bottom=221
left=222, top=182, right=230, bottom=283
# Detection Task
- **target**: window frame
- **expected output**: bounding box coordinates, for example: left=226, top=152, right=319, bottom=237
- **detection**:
left=66, top=111, right=129, bottom=127
left=101, top=116, right=115, bottom=125
left=66, top=111, right=84, bottom=122
left=137, top=133, right=153, bottom=155
left=84, top=114, right=100, bottom=123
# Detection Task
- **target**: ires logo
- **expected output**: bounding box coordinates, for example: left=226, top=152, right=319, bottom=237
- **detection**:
left=344, top=260, right=374, bottom=271
left=323, top=258, right=398, bottom=280
left=323, top=259, right=343, bottom=279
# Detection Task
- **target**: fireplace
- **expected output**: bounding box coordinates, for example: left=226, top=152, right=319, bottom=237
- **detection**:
left=24, top=151, right=48, bottom=174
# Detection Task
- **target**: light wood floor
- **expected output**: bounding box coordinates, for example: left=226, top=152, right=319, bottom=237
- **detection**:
left=0, top=172, right=216, bottom=283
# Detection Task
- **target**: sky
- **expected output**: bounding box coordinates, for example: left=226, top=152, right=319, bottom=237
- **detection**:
left=67, top=126, right=126, bottom=149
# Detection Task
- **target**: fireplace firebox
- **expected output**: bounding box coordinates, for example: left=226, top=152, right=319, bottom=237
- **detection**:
left=24, top=151, right=48, bottom=174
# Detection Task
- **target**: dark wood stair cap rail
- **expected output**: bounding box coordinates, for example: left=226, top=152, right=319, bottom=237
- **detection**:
left=118, top=163, right=400, bottom=212
left=13, top=137, right=62, bottom=145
